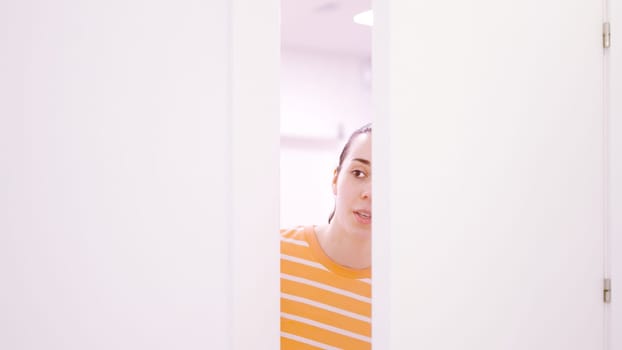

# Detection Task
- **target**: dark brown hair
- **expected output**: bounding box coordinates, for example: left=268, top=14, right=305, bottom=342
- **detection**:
left=328, top=123, right=372, bottom=223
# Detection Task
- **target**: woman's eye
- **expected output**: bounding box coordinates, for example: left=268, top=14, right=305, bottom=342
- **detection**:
left=352, top=170, right=366, bottom=178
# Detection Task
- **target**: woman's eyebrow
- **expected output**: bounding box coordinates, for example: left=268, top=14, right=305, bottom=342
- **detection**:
left=352, top=158, right=370, bottom=166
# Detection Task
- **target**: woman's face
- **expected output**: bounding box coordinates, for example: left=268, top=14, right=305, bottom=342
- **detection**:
left=332, top=133, right=372, bottom=239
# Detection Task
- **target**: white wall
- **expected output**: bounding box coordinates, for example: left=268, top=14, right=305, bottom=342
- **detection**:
left=280, top=48, right=371, bottom=228
left=0, top=1, right=279, bottom=349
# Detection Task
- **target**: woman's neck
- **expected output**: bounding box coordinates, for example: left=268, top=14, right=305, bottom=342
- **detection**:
left=314, top=223, right=371, bottom=270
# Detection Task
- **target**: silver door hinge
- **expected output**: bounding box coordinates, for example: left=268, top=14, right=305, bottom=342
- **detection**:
left=604, top=278, right=611, bottom=303
left=603, top=22, right=611, bottom=48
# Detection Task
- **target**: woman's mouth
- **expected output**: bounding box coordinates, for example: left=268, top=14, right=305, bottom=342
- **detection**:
left=353, top=210, right=372, bottom=224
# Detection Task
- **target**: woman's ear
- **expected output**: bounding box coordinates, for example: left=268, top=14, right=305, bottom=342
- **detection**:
left=332, top=168, right=339, bottom=195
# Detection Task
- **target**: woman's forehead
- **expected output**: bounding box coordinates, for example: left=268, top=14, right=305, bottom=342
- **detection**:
left=345, top=133, right=371, bottom=162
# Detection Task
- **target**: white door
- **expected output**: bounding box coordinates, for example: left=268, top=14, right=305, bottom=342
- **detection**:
left=373, top=0, right=606, bottom=348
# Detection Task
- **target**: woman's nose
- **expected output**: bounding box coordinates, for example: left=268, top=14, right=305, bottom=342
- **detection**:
left=360, top=187, right=371, bottom=200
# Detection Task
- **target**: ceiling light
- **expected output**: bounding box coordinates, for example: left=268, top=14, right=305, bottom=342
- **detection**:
left=353, top=10, right=373, bottom=26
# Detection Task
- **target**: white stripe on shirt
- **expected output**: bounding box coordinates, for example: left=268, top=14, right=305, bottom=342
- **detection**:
left=281, top=273, right=371, bottom=303
left=281, top=331, right=340, bottom=350
left=281, top=292, right=371, bottom=323
left=281, top=312, right=371, bottom=343
left=281, top=253, right=329, bottom=271
left=280, top=237, right=309, bottom=247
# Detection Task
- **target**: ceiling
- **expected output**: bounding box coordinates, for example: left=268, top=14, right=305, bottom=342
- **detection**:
left=281, top=0, right=371, bottom=57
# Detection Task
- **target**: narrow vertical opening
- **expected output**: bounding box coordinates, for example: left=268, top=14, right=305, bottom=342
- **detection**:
left=279, top=0, right=373, bottom=348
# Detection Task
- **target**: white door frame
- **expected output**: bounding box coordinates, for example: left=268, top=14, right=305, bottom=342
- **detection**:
left=607, top=0, right=621, bottom=348
left=229, top=0, right=280, bottom=349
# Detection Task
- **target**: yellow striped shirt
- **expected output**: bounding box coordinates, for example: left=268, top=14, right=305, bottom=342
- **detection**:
left=280, top=226, right=371, bottom=349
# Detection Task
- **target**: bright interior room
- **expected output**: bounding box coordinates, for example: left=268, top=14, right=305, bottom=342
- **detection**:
left=280, top=0, right=372, bottom=228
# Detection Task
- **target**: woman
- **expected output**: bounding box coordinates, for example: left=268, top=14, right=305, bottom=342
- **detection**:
left=280, top=123, right=372, bottom=349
